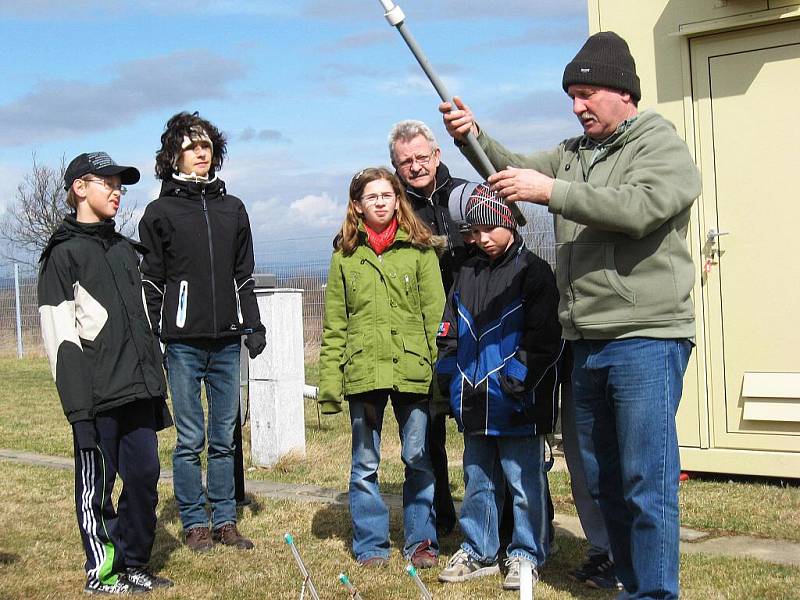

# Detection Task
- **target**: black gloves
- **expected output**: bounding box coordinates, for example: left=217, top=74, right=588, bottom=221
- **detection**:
left=500, top=374, right=526, bottom=401
left=244, top=331, right=267, bottom=359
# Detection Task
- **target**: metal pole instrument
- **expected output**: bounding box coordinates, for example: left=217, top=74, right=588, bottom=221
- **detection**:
left=405, top=564, right=433, bottom=600
left=284, top=533, right=321, bottom=600
left=338, top=573, right=365, bottom=600
left=375, top=0, right=527, bottom=225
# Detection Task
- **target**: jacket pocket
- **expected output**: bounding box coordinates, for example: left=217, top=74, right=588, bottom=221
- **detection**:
left=401, top=337, right=432, bottom=383
left=401, top=271, right=420, bottom=309
left=602, top=244, right=635, bottom=304
left=341, top=333, right=367, bottom=385
left=175, top=280, right=189, bottom=328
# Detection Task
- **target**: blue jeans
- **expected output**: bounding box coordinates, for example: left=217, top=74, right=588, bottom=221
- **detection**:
left=348, top=392, right=437, bottom=562
left=459, top=434, right=549, bottom=567
left=166, top=339, right=241, bottom=531
left=571, top=338, right=692, bottom=600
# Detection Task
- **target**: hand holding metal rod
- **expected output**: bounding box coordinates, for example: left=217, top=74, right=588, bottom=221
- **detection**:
left=376, top=0, right=526, bottom=225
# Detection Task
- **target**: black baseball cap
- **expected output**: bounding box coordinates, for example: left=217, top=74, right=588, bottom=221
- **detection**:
left=64, top=152, right=141, bottom=191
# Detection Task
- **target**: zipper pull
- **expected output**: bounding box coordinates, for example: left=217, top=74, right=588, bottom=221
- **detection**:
left=404, top=274, right=410, bottom=295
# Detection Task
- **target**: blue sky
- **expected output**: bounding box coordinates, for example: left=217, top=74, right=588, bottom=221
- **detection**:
left=0, top=0, right=588, bottom=263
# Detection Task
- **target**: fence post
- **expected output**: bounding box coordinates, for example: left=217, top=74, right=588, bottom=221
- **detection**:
left=14, top=263, right=24, bottom=358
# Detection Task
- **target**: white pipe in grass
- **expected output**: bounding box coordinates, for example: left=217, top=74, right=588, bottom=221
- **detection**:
left=519, top=558, right=533, bottom=600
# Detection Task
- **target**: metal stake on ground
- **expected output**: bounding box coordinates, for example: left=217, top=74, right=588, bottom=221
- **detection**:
left=405, top=565, right=433, bottom=600
left=520, top=558, right=534, bottom=600
left=284, top=533, right=321, bottom=600
left=338, top=573, right=365, bottom=599
left=374, top=0, right=526, bottom=226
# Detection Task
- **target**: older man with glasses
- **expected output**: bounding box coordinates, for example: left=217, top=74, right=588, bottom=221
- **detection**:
left=387, top=120, right=471, bottom=538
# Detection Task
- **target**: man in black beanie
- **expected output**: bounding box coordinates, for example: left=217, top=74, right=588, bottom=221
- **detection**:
left=438, top=31, right=701, bottom=600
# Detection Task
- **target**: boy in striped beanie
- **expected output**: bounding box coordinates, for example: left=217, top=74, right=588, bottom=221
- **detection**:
left=435, top=183, right=563, bottom=592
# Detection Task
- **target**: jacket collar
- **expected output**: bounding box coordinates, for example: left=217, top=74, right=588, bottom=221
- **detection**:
left=39, top=215, right=118, bottom=262
left=474, top=230, right=524, bottom=269
left=159, top=175, right=226, bottom=200
left=402, top=162, right=452, bottom=203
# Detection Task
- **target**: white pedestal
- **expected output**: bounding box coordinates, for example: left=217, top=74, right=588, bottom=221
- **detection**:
left=249, top=288, right=306, bottom=467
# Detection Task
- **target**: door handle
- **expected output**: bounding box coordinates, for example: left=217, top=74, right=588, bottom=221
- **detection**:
left=706, top=228, right=730, bottom=243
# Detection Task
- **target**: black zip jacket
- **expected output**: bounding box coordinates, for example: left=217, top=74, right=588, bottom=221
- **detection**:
left=436, top=234, right=564, bottom=435
left=138, top=177, right=264, bottom=341
left=38, top=216, right=170, bottom=426
left=400, top=162, right=468, bottom=293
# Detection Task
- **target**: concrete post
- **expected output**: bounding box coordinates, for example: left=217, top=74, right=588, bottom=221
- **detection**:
left=249, top=286, right=306, bottom=467
left=14, top=263, right=24, bottom=358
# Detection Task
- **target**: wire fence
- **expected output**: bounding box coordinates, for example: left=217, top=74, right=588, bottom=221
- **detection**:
left=0, top=215, right=555, bottom=359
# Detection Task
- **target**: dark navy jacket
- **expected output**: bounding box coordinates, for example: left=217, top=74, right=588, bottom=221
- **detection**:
left=436, top=234, right=563, bottom=436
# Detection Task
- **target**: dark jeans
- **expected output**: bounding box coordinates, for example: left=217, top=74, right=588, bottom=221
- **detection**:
left=73, top=399, right=160, bottom=586
left=430, top=412, right=457, bottom=533
left=166, top=339, right=241, bottom=530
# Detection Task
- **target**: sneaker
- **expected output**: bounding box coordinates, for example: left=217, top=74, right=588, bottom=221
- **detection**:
left=411, top=539, right=438, bottom=569
left=438, top=548, right=500, bottom=583
left=125, top=567, right=174, bottom=590
left=569, top=553, right=623, bottom=590
left=83, top=574, right=149, bottom=595
left=502, top=556, right=538, bottom=591
left=185, top=526, right=214, bottom=552
left=358, top=556, right=389, bottom=568
left=212, top=523, right=255, bottom=550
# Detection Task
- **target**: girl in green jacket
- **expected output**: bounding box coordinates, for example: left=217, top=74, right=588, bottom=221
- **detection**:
left=319, top=167, right=446, bottom=568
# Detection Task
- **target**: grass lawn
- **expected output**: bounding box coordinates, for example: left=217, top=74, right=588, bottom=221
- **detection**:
left=1, top=461, right=799, bottom=600
left=1, top=357, right=799, bottom=599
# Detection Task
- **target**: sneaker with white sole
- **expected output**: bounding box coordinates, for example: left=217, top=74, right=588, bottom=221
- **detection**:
left=125, top=567, right=174, bottom=590
left=83, top=574, right=149, bottom=595
left=438, top=548, right=499, bottom=583
left=502, top=556, right=539, bottom=591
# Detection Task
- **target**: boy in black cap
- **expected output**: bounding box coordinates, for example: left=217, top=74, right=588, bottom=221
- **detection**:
left=436, top=184, right=563, bottom=592
left=38, top=152, right=173, bottom=595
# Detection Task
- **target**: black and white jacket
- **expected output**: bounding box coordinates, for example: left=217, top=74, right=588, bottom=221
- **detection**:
left=138, top=177, right=264, bottom=342
left=38, top=216, right=169, bottom=425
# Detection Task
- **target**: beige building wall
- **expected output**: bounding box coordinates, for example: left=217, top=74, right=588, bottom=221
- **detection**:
left=588, top=1, right=800, bottom=477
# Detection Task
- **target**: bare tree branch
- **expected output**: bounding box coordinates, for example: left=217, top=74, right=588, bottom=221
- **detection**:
left=0, top=154, right=137, bottom=266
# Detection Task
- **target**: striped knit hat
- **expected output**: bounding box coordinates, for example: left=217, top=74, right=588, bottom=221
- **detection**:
left=465, top=182, right=517, bottom=229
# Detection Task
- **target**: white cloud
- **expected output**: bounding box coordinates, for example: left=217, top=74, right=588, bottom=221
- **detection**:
left=0, top=51, right=246, bottom=147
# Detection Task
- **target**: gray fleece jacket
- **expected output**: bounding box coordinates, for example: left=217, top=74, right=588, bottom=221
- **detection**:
left=463, top=110, right=701, bottom=340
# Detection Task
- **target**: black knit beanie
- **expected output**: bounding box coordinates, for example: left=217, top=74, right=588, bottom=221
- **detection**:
left=562, top=31, right=641, bottom=102
left=465, top=183, right=516, bottom=230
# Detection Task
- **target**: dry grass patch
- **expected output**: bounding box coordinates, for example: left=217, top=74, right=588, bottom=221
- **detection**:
left=1, top=462, right=799, bottom=600
left=3, top=357, right=799, bottom=544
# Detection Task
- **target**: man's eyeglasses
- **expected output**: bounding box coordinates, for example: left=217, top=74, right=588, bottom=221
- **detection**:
left=359, top=192, right=396, bottom=205
left=84, top=178, right=128, bottom=196
left=396, top=154, right=433, bottom=170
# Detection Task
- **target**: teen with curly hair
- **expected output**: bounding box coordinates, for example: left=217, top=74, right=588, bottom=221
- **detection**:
left=318, top=167, right=445, bottom=569
left=138, top=111, right=265, bottom=552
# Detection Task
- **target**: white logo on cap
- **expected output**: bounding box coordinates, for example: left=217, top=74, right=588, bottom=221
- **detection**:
left=86, top=152, right=116, bottom=168
left=581, top=68, right=591, bottom=73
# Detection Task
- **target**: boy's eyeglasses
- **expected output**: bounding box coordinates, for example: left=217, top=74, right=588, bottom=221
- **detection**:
left=396, top=154, right=432, bottom=170
left=84, top=178, right=128, bottom=196
left=359, top=192, right=396, bottom=205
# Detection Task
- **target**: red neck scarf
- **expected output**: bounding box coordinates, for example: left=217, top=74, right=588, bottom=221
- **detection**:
left=364, top=218, right=398, bottom=255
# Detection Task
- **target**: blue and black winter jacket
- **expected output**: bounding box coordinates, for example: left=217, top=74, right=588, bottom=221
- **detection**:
left=436, top=234, right=563, bottom=436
